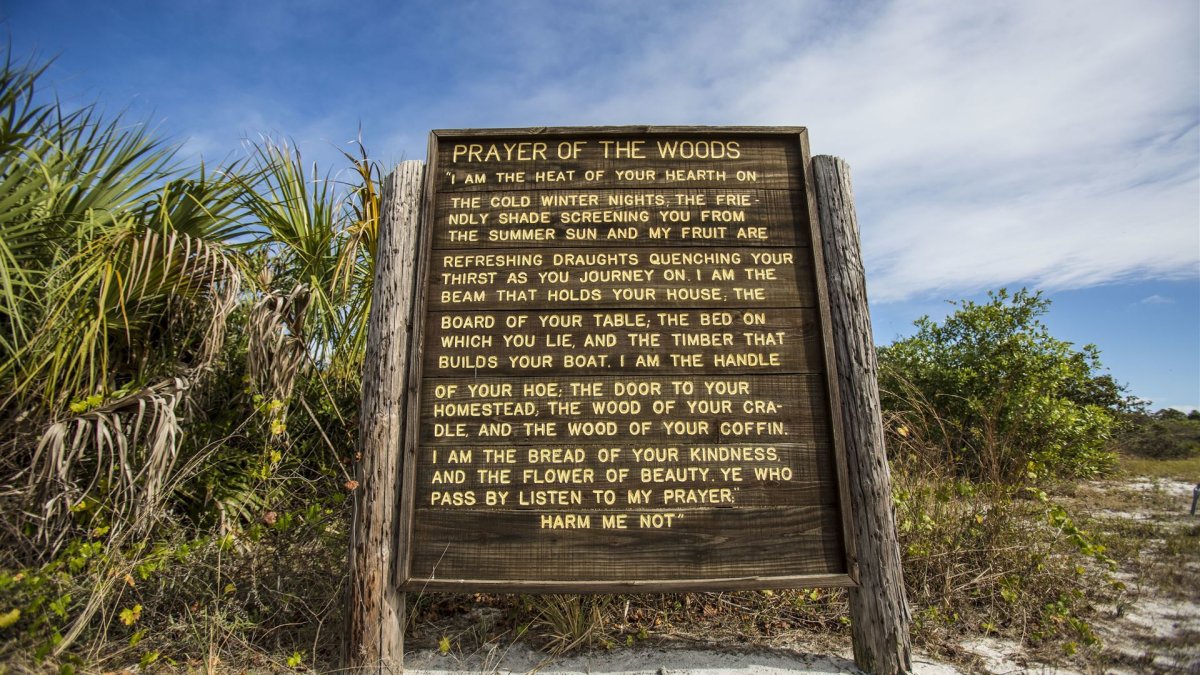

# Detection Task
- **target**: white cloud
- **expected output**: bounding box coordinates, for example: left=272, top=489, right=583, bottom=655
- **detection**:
left=1140, top=294, right=1175, bottom=305
left=446, top=0, right=1199, bottom=302
left=746, top=0, right=1200, bottom=301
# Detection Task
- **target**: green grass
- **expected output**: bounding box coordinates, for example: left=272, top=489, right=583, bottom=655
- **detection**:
left=1120, top=455, right=1200, bottom=482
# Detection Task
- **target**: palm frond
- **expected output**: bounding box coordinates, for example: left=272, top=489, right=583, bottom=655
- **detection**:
left=24, top=377, right=188, bottom=555
left=247, top=284, right=310, bottom=403
left=329, top=135, right=382, bottom=379
left=6, top=212, right=244, bottom=409
left=239, top=140, right=342, bottom=367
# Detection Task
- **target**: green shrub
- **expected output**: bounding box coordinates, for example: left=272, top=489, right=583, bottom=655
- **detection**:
left=879, top=289, right=1122, bottom=483
left=1113, top=409, right=1200, bottom=459
left=0, top=49, right=366, bottom=668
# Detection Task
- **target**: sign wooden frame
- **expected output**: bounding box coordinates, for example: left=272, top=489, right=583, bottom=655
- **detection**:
left=395, top=126, right=858, bottom=593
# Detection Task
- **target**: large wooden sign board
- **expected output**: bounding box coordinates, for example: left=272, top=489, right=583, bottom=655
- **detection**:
left=397, top=127, right=857, bottom=592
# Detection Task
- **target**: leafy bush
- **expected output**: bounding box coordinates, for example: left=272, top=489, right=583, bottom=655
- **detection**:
left=879, top=289, right=1121, bottom=483
left=1113, top=409, right=1200, bottom=459
left=0, top=489, right=348, bottom=669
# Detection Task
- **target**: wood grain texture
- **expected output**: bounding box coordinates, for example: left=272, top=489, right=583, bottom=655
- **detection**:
left=345, top=161, right=424, bottom=672
left=431, top=187, right=803, bottom=248
left=814, top=155, right=913, bottom=674
left=406, top=505, right=846, bottom=589
left=427, top=246, right=814, bottom=310
left=423, top=308, right=824, bottom=376
left=397, top=128, right=855, bottom=594
left=406, top=574, right=855, bottom=594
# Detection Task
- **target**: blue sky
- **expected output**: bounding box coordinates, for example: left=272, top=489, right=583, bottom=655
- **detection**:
left=5, top=0, right=1198, bottom=410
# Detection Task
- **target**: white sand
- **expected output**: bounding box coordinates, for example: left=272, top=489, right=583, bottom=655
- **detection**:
left=402, top=644, right=963, bottom=674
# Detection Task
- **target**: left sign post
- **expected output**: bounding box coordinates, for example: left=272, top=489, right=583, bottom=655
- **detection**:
left=345, top=160, right=426, bottom=673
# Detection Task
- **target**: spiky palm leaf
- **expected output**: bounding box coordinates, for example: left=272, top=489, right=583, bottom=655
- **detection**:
left=0, top=54, right=63, bottom=357
left=239, top=140, right=348, bottom=388
left=5, top=176, right=247, bottom=410
left=330, top=135, right=382, bottom=382
left=0, top=55, right=254, bottom=567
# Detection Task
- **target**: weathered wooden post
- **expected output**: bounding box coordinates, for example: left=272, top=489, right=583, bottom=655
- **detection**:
left=346, top=160, right=426, bottom=672
left=812, top=155, right=913, bottom=674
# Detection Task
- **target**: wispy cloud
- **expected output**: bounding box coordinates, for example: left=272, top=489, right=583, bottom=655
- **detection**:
left=405, top=0, right=1199, bottom=303
left=1141, top=294, right=1176, bottom=305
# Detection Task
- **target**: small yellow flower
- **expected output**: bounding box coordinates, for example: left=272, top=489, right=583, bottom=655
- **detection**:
left=119, top=604, right=142, bottom=626
left=0, top=608, right=20, bottom=629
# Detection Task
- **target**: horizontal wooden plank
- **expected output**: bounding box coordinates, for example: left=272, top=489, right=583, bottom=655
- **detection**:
left=434, top=135, right=802, bottom=192
left=420, top=373, right=831, bottom=445
left=406, top=505, right=846, bottom=584
left=403, top=574, right=856, bottom=594
left=428, top=247, right=815, bottom=310
left=433, top=126, right=808, bottom=140
left=432, top=187, right=804, bottom=248
left=413, top=441, right=838, bottom=510
left=423, top=308, right=822, bottom=376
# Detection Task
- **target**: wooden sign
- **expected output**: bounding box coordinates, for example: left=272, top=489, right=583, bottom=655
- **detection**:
left=397, top=127, right=856, bottom=592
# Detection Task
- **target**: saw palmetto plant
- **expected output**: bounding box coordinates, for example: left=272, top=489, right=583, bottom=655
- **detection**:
left=330, top=134, right=383, bottom=383
left=0, top=52, right=382, bottom=661
left=0, top=53, right=252, bottom=557
left=0, top=52, right=385, bottom=536
left=239, top=134, right=382, bottom=395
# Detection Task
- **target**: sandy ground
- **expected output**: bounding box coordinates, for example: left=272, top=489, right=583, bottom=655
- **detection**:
left=394, top=476, right=1199, bottom=674
left=403, top=644, right=963, bottom=674
left=1091, top=477, right=1200, bottom=673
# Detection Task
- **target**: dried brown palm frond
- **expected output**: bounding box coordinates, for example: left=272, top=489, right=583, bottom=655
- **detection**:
left=9, top=214, right=248, bottom=563
left=0, top=53, right=254, bottom=574
left=15, top=220, right=240, bottom=553
left=247, top=283, right=311, bottom=404
left=23, top=377, right=188, bottom=555
left=239, top=136, right=382, bottom=389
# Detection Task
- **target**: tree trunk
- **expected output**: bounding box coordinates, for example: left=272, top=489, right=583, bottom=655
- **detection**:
left=345, top=160, right=426, bottom=672
left=813, top=155, right=913, bottom=675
